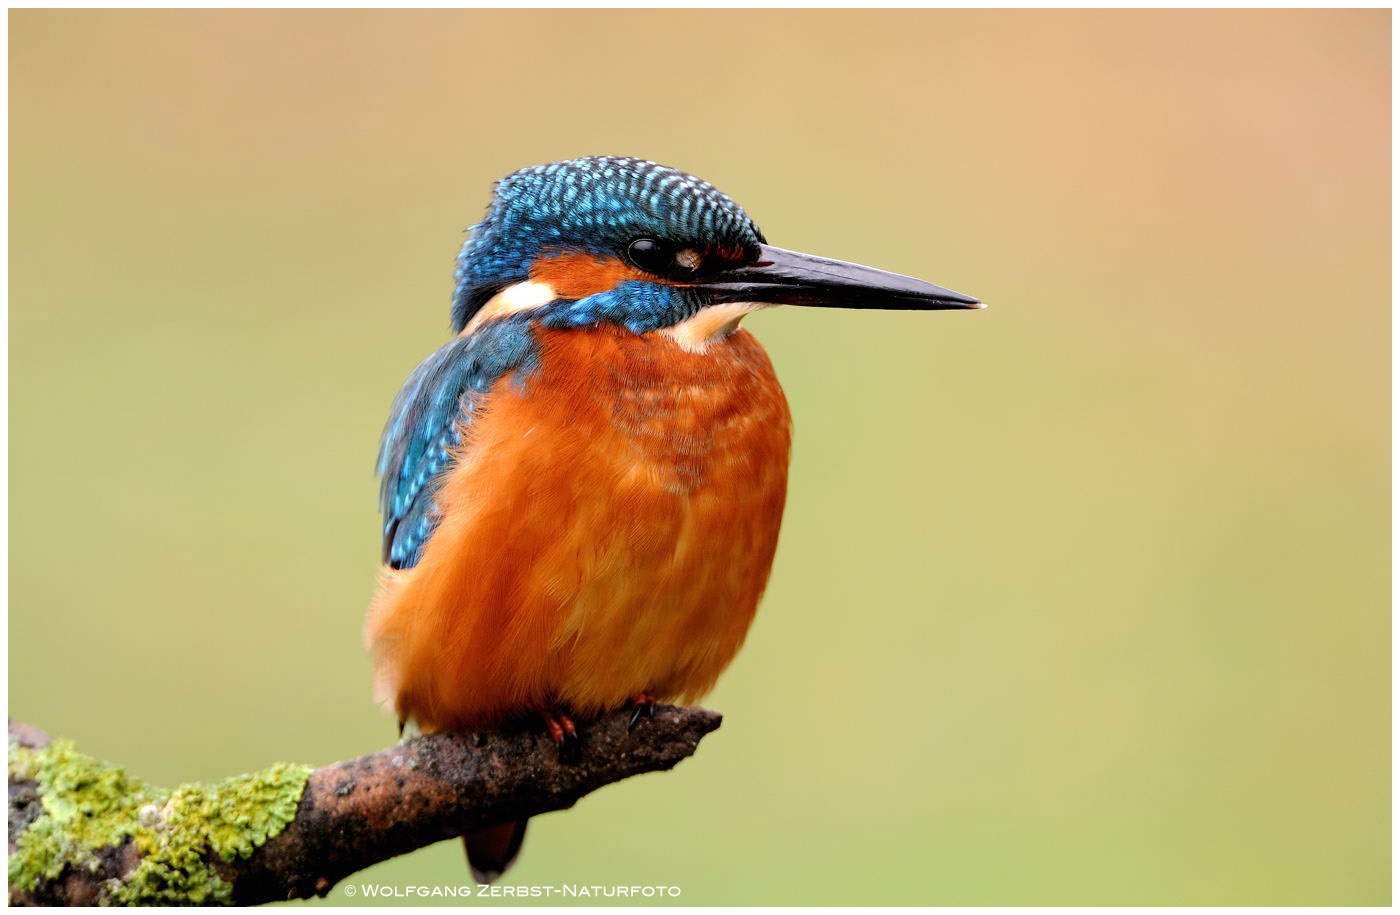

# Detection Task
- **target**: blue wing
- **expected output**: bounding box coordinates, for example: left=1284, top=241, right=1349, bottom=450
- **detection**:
left=377, top=317, right=540, bottom=569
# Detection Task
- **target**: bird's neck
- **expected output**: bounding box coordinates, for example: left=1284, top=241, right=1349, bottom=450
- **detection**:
left=659, top=302, right=771, bottom=354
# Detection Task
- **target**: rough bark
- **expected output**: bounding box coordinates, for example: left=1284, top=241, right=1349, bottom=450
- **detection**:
left=8, top=708, right=720, bottom=906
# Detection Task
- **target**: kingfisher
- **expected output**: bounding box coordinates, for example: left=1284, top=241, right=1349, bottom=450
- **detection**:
left=365, top=156, right=981, bottom=882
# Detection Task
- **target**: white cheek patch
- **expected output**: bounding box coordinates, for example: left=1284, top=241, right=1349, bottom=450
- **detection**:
left=462, top=280, right=558, bottom=334
left=661, top=301, right=772, bottom=353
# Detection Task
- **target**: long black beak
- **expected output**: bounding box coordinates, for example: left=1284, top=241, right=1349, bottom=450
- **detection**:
left=698, top=244, right=982, bottom=311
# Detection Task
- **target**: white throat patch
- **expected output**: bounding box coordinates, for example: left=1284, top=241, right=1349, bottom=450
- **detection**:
left=661, top=302, right=771, bottom=353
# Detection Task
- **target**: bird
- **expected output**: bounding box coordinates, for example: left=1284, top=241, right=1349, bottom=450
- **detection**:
left=364, top=155, right=981, bottom=883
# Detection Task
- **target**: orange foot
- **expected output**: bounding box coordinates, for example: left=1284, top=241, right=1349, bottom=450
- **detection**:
left=543, top=710, right=577, bottom=745
left=628, top=692, right=658, bottom=731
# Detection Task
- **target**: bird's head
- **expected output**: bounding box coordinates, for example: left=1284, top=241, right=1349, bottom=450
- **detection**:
left=452, top=156, right=980, bottom=347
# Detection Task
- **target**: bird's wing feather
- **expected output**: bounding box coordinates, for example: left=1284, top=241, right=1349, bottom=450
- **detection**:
left=377, top=318, right=539, bottom=569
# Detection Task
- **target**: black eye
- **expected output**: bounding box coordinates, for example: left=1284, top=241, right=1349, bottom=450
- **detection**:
left=626, top=237, right=671, bottom=274
left=625, top=237, right=707, bottom=279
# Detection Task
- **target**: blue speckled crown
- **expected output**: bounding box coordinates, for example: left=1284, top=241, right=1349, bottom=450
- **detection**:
left=451, top=156, right=765, bottom=330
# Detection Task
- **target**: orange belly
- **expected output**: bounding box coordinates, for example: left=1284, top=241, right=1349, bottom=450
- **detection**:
left=365, top=324, right=792, bottom=732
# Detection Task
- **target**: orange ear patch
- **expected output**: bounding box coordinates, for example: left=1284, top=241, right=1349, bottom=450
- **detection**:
left=529, top=252, right=654, bottom=299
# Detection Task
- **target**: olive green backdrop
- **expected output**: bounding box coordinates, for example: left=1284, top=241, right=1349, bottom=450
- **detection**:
left=10, top=9, right=1389, bottom=906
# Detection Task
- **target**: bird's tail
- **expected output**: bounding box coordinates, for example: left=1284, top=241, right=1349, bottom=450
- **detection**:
left=464, top=819, right=528, bottom=885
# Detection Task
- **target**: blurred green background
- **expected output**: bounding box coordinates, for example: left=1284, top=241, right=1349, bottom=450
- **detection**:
left=10, top=9, right=1389, bottom=906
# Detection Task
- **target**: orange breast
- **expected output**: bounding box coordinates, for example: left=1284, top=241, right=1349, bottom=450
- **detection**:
left=365, top=323, right=792, bottom=732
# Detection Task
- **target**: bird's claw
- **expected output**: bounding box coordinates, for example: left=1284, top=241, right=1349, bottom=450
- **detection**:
left=543, top=710, right=577, bottom=745
left=627, top=692, right=657, bottom=731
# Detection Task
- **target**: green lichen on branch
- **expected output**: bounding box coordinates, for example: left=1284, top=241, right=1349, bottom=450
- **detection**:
left=9, top=737, right=311, bottom=905
left=8, top=739, right=156, bottom=891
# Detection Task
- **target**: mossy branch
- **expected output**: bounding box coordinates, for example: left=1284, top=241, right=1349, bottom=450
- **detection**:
left=7, top=708, right=720, bottom=906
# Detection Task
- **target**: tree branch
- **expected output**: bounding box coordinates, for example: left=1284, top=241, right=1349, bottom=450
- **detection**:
left=8, top=708, right=721, bottom=906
